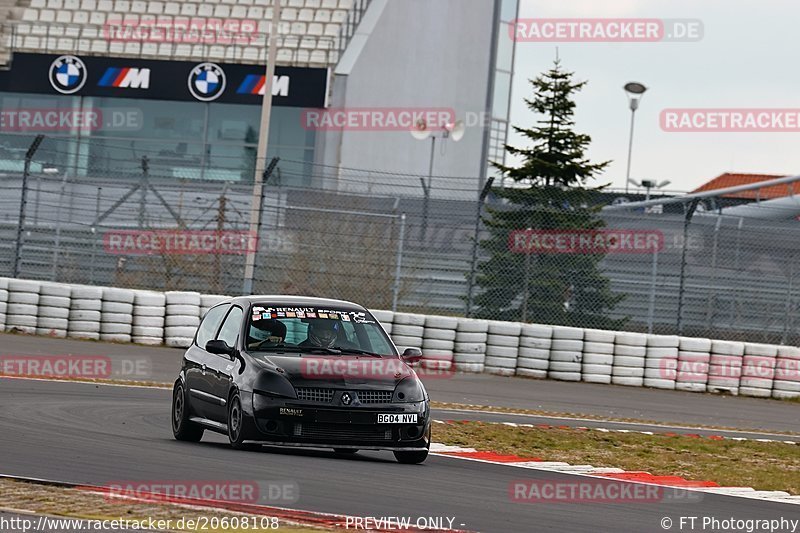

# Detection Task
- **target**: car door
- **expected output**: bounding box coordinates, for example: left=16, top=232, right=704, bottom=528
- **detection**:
left=206, top=305, right=245, bottom=423
left=185, top=304, right=230, bottom=420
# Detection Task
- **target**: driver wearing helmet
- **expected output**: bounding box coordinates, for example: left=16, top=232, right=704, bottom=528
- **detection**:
left=247, top=317, right=287, bottom=349
left=300, top=319, right=357, bottom=350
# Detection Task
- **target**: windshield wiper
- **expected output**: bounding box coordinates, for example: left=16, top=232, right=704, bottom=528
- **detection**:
left=332, top=347, right=384, bottom=358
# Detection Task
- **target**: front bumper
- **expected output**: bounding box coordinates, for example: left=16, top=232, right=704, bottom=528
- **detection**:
left=249, top=394, right=430, bottom=449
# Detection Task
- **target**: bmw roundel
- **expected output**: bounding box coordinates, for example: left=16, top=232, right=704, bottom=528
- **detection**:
left=188, top=62, right=226, bottom=102
left=49, top=55, right=87, bottom=95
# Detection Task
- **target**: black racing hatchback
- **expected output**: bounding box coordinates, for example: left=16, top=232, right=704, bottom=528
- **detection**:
left=171, top=295, right=431, bottom=464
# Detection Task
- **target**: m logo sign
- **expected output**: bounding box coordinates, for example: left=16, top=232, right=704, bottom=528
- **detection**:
left=98, top=67, right=151, bottom=89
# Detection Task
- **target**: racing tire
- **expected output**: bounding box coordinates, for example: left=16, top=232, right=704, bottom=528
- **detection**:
left=172, top=382, right=204, bottom=442
left=228, top=391, right=258, bottom=450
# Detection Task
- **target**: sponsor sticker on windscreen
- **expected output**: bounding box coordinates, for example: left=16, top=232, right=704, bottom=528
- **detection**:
left=377, top=413, right=418, bottom=424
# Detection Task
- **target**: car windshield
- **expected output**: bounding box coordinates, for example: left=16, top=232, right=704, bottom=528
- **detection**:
left=245, top=304, right=397, bottom=356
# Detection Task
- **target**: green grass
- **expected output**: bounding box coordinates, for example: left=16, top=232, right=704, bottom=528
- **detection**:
left=434, top=422, right=800, bottom=494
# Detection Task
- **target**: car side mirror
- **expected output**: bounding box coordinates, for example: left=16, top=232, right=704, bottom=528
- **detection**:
left=206, top=340, right=234, bottom=357
left=401, top=347, right=422, bottom=364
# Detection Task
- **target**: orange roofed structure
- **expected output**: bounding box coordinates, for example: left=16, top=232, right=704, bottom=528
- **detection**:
left=692, top=173, right=796, bottom=200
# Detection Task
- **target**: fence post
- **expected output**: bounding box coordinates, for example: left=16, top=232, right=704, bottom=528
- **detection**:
left=11, top=135, right=44, bottom=279
left=676, top=198, right=700, bottom=334
left=51, top=171, right=69, bottom=281
left=391, top=213, right=406, bottom=312
left=242, top=157, right=279, bottom=295
left=465, top=177, right=494, bottom=317
left=647, top=249, right=658, bottom=334
left=90, top=187, right=102, bottom=285
left=139, top=156, right=148, bottom=228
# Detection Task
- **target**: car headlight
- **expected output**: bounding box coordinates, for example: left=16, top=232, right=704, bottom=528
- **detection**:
left=392, top=377, right=426, bottom=403
left=253, top=371, right=297, bottom=400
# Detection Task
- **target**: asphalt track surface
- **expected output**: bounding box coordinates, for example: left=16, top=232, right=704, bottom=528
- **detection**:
left=2, top=379, right=799, bottom=533
left=2, top=333, right=799, bottom=435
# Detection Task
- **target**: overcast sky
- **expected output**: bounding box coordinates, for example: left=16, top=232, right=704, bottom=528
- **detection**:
left=507, top=0, right=800, bottom=193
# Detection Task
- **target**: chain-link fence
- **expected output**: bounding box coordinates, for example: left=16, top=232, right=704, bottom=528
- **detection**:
left=3, top=132, right=800, bottom=342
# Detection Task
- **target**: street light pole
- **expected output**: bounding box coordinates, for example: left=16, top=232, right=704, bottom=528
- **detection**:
left=623, top=82, right=647, bottom=195
left=243, top=0, right=282, bottom=295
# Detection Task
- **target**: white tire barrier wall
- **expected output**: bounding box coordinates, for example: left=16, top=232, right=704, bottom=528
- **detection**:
left=36, top=282, right=71, bottom=338
left=454, top=318, right=488, bottom=373
left=8, top=277, right=800, bottom=401
left=164, top=291, right=200, bottom=348
left=6, top=279, right=40, bottom=334
left=200, top=294, right=231, bottom=318
left=708, top=340, right=745, bottom=395
left=67, top=285, right=103, bottom=340
left=0, top=278, right=8, bottom=331
left=739, top=343, right=778, bottom=398
left=100, top=287, right=134, bottom=343
left=676, top=337, right=711, bottom=392
left=421, top=315, right=457, bottom=370
left=549, top=326, right=583, bottom=382
left=612, top=332, right=647, bottom=386
left=391, top=312, right=425, bottom=350
left=370, top=309, right=393, bottom=337
left=517, top=323, right=553, bottom=379
left=581, top=329, right=615, bottom=384
left=485, top=321, right=521, bottom=376
left=132, top=290, right=166, bottom=345
left=774, top=346, right=800, bottom=399
left=644, top=335, right=679, bottom=390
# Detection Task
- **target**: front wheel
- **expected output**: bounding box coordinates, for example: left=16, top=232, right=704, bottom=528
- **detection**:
left=172, top=382, right=204, bottom=442
left=393, top=449, right=429, bottom=464
left=228, top=391, right=258, bottom=450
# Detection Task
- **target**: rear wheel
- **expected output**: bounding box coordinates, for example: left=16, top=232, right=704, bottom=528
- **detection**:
left=172, top=382, right=204, bottom=442
left=393, top=449, right=429, bottom=464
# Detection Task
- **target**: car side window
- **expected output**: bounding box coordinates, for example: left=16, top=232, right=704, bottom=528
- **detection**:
left=195, top=304, right=230, bottom=349
left=217, top=306, right=244, bottom=349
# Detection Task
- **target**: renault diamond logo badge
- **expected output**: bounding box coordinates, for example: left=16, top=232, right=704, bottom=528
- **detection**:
left=341, top=392, right=352, bottom=405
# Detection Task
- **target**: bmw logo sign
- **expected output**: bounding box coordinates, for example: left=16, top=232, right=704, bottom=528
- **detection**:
left=49, top=55, right=87, bottom=95
left=188, top=62, right=226, bottom=102
left=341, top=392, right=352, bottom=406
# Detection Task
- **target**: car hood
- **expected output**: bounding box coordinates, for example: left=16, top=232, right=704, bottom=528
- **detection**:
left=255, top=354, right=414, bottom=389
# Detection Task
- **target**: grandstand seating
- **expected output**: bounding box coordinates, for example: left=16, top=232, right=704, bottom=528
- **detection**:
left=1, top=0, right=363, bottom=68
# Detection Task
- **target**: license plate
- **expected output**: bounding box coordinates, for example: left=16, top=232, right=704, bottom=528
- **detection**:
left=377, top=413, right=418, bottom=424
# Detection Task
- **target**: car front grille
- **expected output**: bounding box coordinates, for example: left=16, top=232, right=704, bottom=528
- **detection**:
left=294, top=388, right=393, bottom=404
left=356, top=390, right=393, bottom=404
left=295, top=388, right=335, bottom=403
left=293, top=423, right=393, bottom=441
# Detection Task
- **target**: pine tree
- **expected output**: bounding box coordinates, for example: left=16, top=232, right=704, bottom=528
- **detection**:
left=473, top=59, right=626, bottom=329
